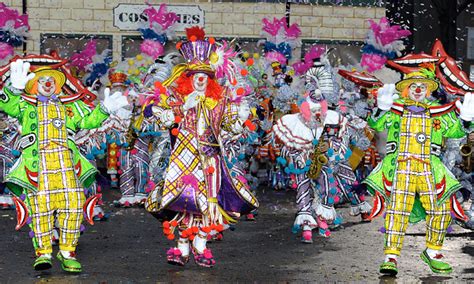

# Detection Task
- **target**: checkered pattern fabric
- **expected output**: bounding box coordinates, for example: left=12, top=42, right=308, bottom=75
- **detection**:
left=384, top=110, right=451, bottom=255
left=28, top=187, right=84, bottom=255
left=28, top=101, right=85, bottom=255
left=119, top=136, right=151, bottom=196
left=161, top=128, right=206, bottom=210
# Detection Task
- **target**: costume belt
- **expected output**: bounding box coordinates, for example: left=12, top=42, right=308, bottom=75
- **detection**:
left=397, top=156, right=430, bottom=165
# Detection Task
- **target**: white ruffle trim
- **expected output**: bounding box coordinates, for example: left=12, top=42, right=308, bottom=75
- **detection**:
left=294, top=213, right=318, bottom=227
left=312, top=201, right=337, bottom=221
left=350, top=201, right=372, bottom=216
left=273, top=114, right=313, bottom=151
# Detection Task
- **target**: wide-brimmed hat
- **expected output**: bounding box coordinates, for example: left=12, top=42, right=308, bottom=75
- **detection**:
left=25, top=67, right=66, bottom=94
left=395, top=71, right=438, bottom=92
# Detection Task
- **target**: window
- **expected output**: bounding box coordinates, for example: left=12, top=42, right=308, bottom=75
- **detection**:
left=209, top=0, right=384, bottom=7
left=121, top=35, right=263, bottom=60
left=301, top=39, right=363, bottom=67
left=468, top=27, right=474, bottom=60
left=40, top=34, right=113, bottom=59
left=121, top=35, right=181, bottom=60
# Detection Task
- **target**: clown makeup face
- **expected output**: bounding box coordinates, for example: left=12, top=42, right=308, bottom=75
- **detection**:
left=37, top=76, right=56, bottom=97
left=408, top=82, right=428, bottom=102
left=308, top=100, right=325, bottom=125
left=193, top=73, right=208, bottom=92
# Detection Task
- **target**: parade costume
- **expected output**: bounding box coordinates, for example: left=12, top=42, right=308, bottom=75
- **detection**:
left=0, top=57, right=127, bottom=272
left=257, top=17, right=302, bottom=190
left=273, top=94, right=371, bottom=242
left=363, top=68, right=474, bottom=275
left=0, top=111, right=19, bottom=209
left=145, top=27, right=258, bottom=267
left=273, top=48, right=372, bottom=242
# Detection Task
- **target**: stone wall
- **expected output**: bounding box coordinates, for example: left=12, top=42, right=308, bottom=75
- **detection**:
left=3, top=0, right=385, bottom=60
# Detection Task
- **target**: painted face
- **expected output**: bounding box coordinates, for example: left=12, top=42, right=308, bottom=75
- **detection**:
left=308, top=100, right=324, bottom=124
left=37, top=76, right=56, bottom=97
left=193, top=73, right=208, bottom=92
left=408, top=82, right=427, bottom=102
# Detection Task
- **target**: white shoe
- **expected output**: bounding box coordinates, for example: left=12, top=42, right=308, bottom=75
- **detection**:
left=117, top=195, right=135, bottom=207
left=134, top=193, right=148, bottom=205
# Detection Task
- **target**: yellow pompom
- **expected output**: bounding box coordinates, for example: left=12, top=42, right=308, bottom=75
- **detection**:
left=134, top=69, right=140, bottom=75
left=243, top=52, right=249, bottom=59
left=128, top=59, right=135, bottom=66
left=127, top=69, right=133, bottom=75
left=253, top=53, right=260, bottom=59
left=136, top=54, right=143, bottom=61
left=209, top=52, right=219, bottom=64
left=288, top=69, right=295, bottom=76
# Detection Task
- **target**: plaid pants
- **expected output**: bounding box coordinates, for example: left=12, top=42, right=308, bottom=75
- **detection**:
left=28, top=188, right=85, bottom=255
left=27, top=100, right=85, bottom=255
left=384, top=159, right=451, bottom=255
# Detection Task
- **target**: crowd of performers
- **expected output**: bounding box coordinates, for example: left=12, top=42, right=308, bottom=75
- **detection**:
left=0, top=3, right=473, bottom=277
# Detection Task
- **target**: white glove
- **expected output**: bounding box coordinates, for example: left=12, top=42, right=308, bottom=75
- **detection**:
left=101, top=88, right=129, bottom=114
left=159, top=109, right=175, bottom=127
left=376, top=84, right=398, bottom=111
left=183, top=91, right=201, bottom=111
left=10, top=60, right=35, bottom=90
left=456, top=92, right=474, bottom=121
left=238, top=102, right=250, bottom=122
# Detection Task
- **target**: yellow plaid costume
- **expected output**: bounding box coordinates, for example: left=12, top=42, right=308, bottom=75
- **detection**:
left=384, top=109, right=451, bottom=255
left=28, top=100, right=85, bottom=255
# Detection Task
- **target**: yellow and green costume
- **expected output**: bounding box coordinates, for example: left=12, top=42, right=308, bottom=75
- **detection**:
left=364, top=98, right=473, bottom=255
left=0, top=83, right=109, bottom=255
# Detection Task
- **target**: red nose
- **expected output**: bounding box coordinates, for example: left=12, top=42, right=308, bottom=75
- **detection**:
left=45, top=82, right=52, bottom=87
left=415, top=87, right=421, bottom=93
left=198, top=77, right=204, bottom=82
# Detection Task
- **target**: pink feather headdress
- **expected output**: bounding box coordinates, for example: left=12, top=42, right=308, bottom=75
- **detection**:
left=292, top=45, right=326, bottom=75
left=69, top=40, right=97, bottom=71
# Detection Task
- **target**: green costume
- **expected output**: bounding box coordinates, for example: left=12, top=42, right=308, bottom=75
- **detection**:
left=0, top=86, right=109, bottom=196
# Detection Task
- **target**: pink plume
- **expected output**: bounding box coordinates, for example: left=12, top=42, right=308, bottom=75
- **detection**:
left=360, top=53, right=387, bottom=72
left=140, top=39, right=165, bottom=58
left=0, top=3, right=30, bottom=29
left=262, top=17, right=286, bottom=37
left=304, top=45, right=326, bottom=62
left=144, top=3, right=179, bottom=30
left=69, top=40, right=97, bottom=71
left=292, top=61, right=312, bottom=75
left=285, top=23, right=301, bottom=38
left=181, top=174, right=199, bottom=190
left=292, top=45, right=325, bottom=75
left=369, top=17, right=411, bottom=46
left=265, top=51, right=286, bottom=65
left=0, top=43, right=14, bottom=60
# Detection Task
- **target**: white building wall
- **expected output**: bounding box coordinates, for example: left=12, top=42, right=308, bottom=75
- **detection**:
left=3, top=0, right=385, bottom=60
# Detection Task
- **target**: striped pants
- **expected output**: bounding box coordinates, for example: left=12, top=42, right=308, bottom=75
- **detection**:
left=384, top=159, right=451, bottom=255
left=27, top=187, right=85, bottom=255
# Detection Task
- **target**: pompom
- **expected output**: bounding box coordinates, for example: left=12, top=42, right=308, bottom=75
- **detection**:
left=140, top=39, right=165, bottom=59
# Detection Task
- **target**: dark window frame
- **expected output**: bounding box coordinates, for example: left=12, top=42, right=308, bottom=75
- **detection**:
left=209, top=0, right=384, bottom=7
left=40, top=33, right=113, bottom=56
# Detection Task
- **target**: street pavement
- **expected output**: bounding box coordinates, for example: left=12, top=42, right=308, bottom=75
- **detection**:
left=0, top=188, right=473, bottom=283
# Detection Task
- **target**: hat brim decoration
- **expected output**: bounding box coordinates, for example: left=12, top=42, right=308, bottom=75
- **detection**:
left=395, top=77, right=438, bottom=92
left=25, top=67, right=66, bottom=94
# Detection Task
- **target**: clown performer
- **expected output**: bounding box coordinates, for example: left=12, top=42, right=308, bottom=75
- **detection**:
left=363, top=68, right=474, bottom=276
left=144, top=27, right=259, bottom=267
left=0, top=59, right=127, bottom=272
left=273, top=89, right=372, bottom=243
